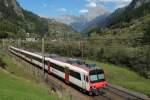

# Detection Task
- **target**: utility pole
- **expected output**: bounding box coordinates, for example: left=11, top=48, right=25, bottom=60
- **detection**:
left=17, top=38, right=21, bottom=48
left=80, top=40, right=84, bottom=59
left=2, top=38, right=4, bottom=50
left=42, top=38, right=45, bottom=79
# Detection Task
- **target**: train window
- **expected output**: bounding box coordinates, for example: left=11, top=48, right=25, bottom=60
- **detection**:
left=83, top=75, right=88, bottom=82
left=86, top=76, right=89, bottom=82
left=51, top=63, right=65, bottom=72
left=70, top=70, right=81, bottom=80
left=89, top=69, right=105, bottom=83
left=84, top=75, right=86, bottom=80
left=31, top=56, right=42, bottom=62
left=44, top=60, right=48, bottom=65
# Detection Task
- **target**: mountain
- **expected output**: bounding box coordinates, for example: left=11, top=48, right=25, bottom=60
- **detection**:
left=106, top=0, right=150, bottom=27
left=77, top=13, right=109, bottom=34
left=86, top=0, right=150, bottom=35
left=0, top=0, right=23, bottom=17
left=53, top=6, right=110, bottom=33
left=0, top=0, right=77, bottom=39
left=86, top=0, right=150, bottom=78
left=57, top=0, right=149, bottom=34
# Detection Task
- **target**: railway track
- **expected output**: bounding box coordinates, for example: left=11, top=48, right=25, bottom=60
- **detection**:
left=107, top=85, right=149, bottom=100
left=9, top=49, right=149, bottom=100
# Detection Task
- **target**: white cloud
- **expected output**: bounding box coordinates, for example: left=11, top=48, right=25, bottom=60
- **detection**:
left=79, top=9, right=89, bottom=14
left=86, top=0, right=97, bottom=8
left=59, top=8, right=67, bottom=12
left=98, top=0, right=132, bottom=9
left=86, top=0, right=132, bottom=8
left=86, top=2, right=97, bottom=8
left=99, top=0, right=132, bottom=6
left=86, top=0, right=97, bottom=2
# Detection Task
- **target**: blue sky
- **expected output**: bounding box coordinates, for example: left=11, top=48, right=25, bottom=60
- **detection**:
left=17, top=0, right=132, bottom=17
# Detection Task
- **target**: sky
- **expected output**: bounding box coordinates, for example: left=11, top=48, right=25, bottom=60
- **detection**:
left=17, top=0, right=132, bottom=17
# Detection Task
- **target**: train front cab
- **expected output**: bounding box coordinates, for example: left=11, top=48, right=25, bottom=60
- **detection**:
left=87, top=69, right=108, bottom=95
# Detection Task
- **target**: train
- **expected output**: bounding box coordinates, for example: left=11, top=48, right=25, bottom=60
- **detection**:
left=9, top=46, right=108, bottom=95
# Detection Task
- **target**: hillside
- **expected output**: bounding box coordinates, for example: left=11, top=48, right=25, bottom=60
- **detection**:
left=87, top=60, right=150, bottom=96
left=0, top=70, right=59, bottom=100
left=0, top=0, right=77, bottom=39
left=107, top=0, right=150, bottom=27
left=86, top=0, right=150, bottom=79
left=85, top=0, right=150, bottom=34
left=0, top=49, right=60, bottom=100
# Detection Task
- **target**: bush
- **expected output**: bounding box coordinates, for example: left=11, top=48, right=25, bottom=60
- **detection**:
left=0, top=57, right=6, bottom=69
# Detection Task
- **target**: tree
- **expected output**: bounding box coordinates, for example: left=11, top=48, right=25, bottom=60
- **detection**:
left=143, top=21, right=150, bottom=43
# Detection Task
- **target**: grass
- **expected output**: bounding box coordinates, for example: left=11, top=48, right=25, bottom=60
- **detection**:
left=0, top=49, right=60, bottom=100
left=0, top=70, right=58, bottom=100
left=87, top=60, right=150, bottom=96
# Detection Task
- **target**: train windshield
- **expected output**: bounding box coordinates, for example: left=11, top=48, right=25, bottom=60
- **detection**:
left=89, top=69, right=105, bottom=83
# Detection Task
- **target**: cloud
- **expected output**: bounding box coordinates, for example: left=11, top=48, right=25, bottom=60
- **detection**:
left=99, top=0, right=132, bottom=8
left=86, top=0, right=97, bottom=8
left=59, top=8, right=67, bottom=12
left=85, top=0, right=132, bottom=9
left=86, top=2, right=97, bottom=8
left=79, top=9, right=89, bottom=14
left=82, top=0, right=110, bottom=14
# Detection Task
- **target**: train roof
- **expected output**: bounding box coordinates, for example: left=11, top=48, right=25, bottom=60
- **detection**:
left=49, top=56, right=100, bottom=72
left=10, top=46, right=101, bottom=74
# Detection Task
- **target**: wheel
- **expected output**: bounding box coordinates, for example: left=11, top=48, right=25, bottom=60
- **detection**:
left=89, top=91, right=93, bottom=96
left=95, top=91, right=99, bottom=96
left=82, top=89, right=87, bottom=94
left=65, top=80, right=70, bottom=84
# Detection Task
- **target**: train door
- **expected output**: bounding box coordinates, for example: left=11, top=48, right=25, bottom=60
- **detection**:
left=48, top=62, right=52, bottom=74
left=82, top=74, right=86, bottom=90
left=65, top=67, right=70, bottom=83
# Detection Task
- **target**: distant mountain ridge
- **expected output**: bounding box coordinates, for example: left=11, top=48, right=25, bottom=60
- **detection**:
left=74, top=14, right=109, bottom=34
left=53, top=6, right=110, bottom=33
left=59, top=0, right=150, bottom=34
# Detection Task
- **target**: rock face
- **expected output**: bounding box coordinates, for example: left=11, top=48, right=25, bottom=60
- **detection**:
left=0, top=0, right=24, bottom=18
left=73, top=14, right=109, bottom=33
left=10, top=0, right=24, bottom=17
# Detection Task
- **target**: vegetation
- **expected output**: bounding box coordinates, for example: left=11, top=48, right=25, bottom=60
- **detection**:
left=85, top=13, right=150, bottom=79
left=109, top=0, right=150, bottom=28
left=143, top=20, right=150, bottom=43
left=0, top=0, right=150, bottom=97
left=16, top=40, right=150, bottom=96
left=4, top=6, right=149, bottom=79
left=0, top=70, right=59, bottom=100
left=0, top=49, right=60, bottom=100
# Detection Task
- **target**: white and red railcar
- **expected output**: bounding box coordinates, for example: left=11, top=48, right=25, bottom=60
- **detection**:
left=9, top=46, right=108, bottom=95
